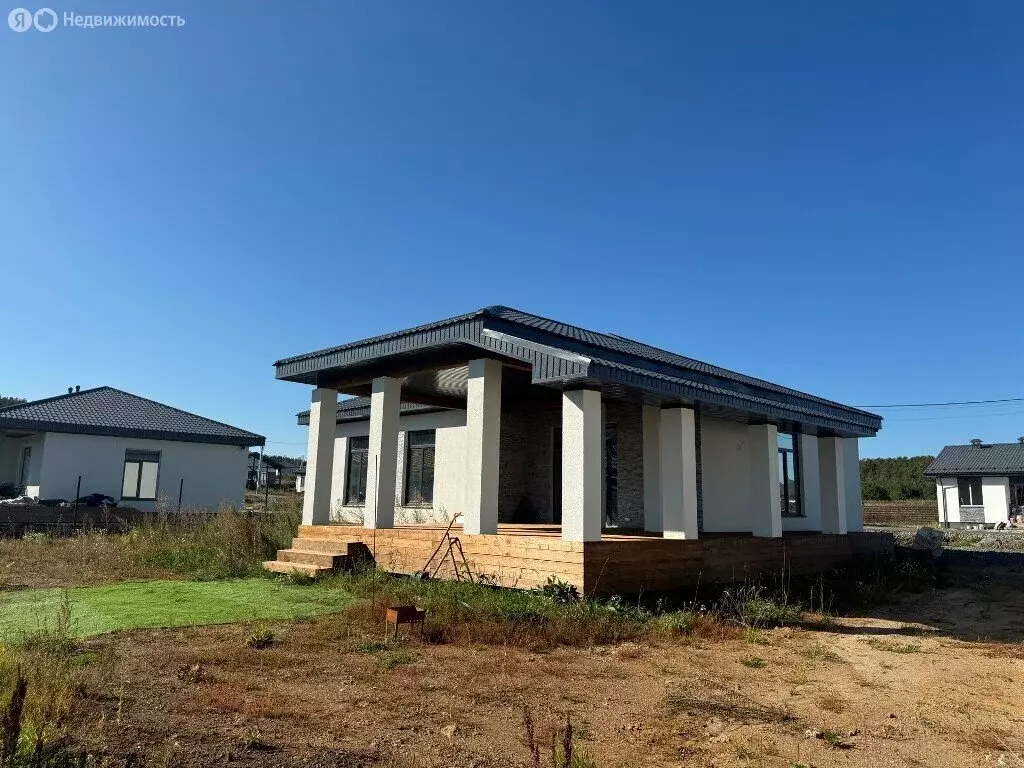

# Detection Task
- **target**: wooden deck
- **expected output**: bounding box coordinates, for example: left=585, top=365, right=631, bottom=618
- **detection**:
left=272, top=523, right=893, bottom=596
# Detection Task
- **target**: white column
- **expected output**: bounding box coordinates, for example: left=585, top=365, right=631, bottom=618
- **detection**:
left=798, top=434, right=821, bottom=528
left=843, top=438, right=863, bottom=532
left=561, top=389, right=603, bottom=542
left=642, top=405, right=663, bottom=532
left=364, top=376, right=401, bottom=529
left=749, top=424, right=782, bottom=538
left=301, top=388, right=337, bottom=526
left=819, top=437, right=847, bottom=534
left=660, top=407, right=699, bottom=539
left=464, top=358, right=502, bottom=535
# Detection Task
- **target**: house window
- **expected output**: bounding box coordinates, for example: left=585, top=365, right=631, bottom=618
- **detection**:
left=605, top=422, right=618, bottom=526
left=778, top=433, right=801, bottom=517
left=958, top=477, right=983, bottom=506
left=122, top=450, right=160, bottom=500
left=404, top=430, right=435, bottom=507
left=344, top=436, right=369, bottom=505
left=19, top=446, right=31, bottom=487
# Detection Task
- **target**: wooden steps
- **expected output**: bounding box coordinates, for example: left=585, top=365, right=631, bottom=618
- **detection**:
left=262, top=541, right=355, bottom=578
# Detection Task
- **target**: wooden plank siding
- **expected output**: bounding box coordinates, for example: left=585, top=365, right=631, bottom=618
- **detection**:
left=295, top=525, right=893, bottom=596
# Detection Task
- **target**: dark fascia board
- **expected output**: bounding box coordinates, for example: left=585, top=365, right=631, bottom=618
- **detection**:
left=924, top=466, right=1024, bottom=477
left=923, top=470, right=1022, bottom=477
left=276, top=308, right=880, bottom=436
left=296, top=402, right=447, bottom=426
left=0, top=419, right=264, bottom=447
left=588, top=360, right=876, bottom=438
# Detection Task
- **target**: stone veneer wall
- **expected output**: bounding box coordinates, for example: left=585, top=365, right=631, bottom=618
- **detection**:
left=498, top=399, right=647, bottom=528
left=603, top=400, right=645, bottom=529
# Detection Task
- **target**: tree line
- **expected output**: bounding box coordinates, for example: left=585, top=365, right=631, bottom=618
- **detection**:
left=859, top=456, right=935, bottom=501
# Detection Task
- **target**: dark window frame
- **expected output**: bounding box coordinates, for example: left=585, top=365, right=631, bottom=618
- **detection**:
left=778, top=433, right=802, bottom=518
left=121, top=450, right=161, bottom=501
left=957, top=477, right=984, bottom=507
left=19, top=446, right=31, bottom=488
left=344, top=436, right=369, bottom=506
left=604, top=422, right=618, bottom=527
left=404, top=429, right=436, bottom=507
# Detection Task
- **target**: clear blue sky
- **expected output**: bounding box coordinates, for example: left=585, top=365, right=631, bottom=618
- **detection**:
left=3, top=1, right=1022, bottom=459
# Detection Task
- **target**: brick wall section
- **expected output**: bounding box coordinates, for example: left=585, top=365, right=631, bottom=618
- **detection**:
left=862, top=500, right=938, bottom=527
left=604, top=400, right=644, bottom=529
left=498, top=405, right=560, bottom=522
left=498, top=399, right=647, bottom=528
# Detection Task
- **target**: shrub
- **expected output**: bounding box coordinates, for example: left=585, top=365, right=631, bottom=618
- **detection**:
left=245, top=625, right=275, bottom=649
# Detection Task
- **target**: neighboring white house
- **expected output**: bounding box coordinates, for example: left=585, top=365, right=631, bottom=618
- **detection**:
left=0, top=387, right=265, bottom=511
left=925, top=439, right=1024, bottom=527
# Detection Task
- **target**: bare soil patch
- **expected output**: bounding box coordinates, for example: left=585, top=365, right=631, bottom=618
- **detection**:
left=67, top=566, right=1024, bottom=767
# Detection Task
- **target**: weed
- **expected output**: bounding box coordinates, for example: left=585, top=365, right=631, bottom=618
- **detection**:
left=245, top=625, right=276, bottom=649
left=801, top=643, right=842, bottom=663
left=0, top=593, right=91, bottom=764
left=356, top=641, right=390, bottom=654
left=378, top=650, right=413, bottom=670
left=744, top=628, right=770, bottom=645
left=821, top=730, right=852, bottom=748
left=0, top=669, right=27, bottom=764
left=536, top=577, right=581, bottom=605
left=131, top=505, right=301, bottom=580
left=720, top=585, right=803, bottom=628
left=242, top=726, right=274, bottom=751
left=735, top=745, right=760, bottom=761
left=741, top=657, right=767, bottom=669
left=176, top=664, right=207, bottom=684
left=521, top=708, right=595, bottom=768
left=867, top=639, right=921, bottom=654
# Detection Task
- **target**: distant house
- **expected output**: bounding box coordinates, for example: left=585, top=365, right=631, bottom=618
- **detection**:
left=0, top=387, right=264, bottom=510
left=925, top=439, right=1024, bottom=527
left=248, top=454, right=305, bottom=489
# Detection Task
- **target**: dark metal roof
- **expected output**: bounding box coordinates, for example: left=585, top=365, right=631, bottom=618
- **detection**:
left=276, top=305, right=882, bottom=437
left=925, top=442, right=1024, bottom=477
left=297, top=396, right=445, bottom=426
left=0, top=387, right=264, bottom=447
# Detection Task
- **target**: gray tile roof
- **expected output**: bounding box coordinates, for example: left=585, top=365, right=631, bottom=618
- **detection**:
left=924, top=442, right=1024, bottom=476
left=0, top=387, right=264, bottom=447
left=296, top=396, right=443, bottom=425
left=276, top=305, right=881, bottom=437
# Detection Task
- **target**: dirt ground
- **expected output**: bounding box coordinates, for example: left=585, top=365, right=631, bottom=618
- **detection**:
left=69, top=564, right=1024, bottom=768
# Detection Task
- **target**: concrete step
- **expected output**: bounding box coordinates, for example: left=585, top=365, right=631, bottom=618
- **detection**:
left=262, top=560, right=330, bottom=577
left=277, top=549, right=348, bottom=568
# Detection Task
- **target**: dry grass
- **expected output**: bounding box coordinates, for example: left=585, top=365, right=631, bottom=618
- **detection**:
left=816, top=693, right=847, bottom=713
left=0, top=504, right=301, bottom=589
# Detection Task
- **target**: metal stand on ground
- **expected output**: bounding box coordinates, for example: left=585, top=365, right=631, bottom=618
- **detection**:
left=416, top=514, right=474, bottom=583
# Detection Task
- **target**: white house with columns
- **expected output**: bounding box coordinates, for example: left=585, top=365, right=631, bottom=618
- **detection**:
left=270, top=307, right=877, bottom=561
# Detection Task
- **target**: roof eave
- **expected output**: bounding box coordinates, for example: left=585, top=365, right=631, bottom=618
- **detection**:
left=0, top=419, right=264, bottom=448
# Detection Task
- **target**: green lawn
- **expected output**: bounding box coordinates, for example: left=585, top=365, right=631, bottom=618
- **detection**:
left=0, top=579, right=353, bottom=639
